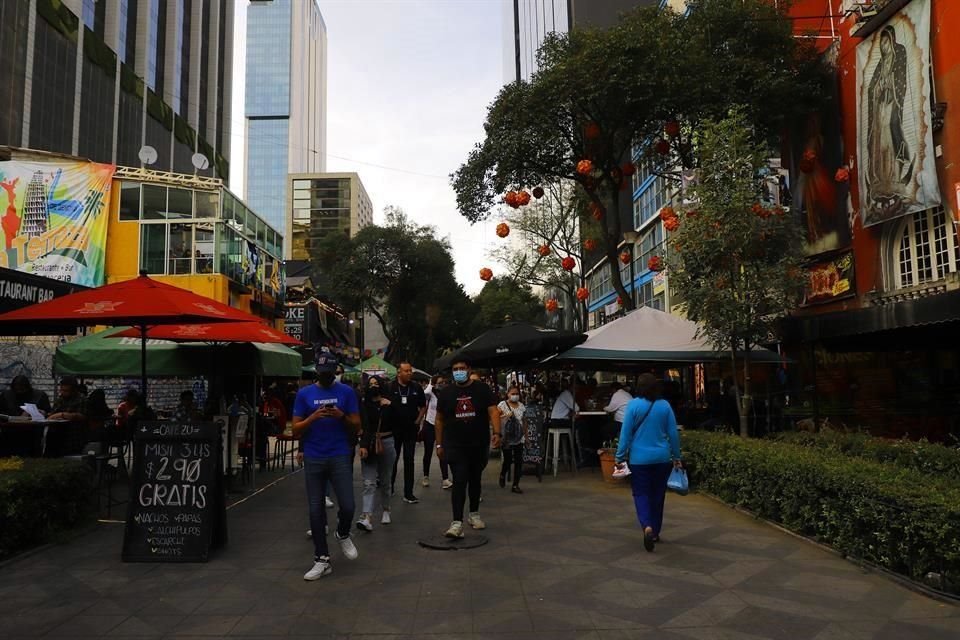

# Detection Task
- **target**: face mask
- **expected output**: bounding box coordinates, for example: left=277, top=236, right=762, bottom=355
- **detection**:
left=335, top=374, right=342, bottom=383
left=509, top=394, right=520, bottom=402
left=452, top=370, right=468, bottom=384
left=316, top=372, right=335, bottom=387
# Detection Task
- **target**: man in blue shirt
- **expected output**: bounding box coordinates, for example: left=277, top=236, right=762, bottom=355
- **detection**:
left=293, top=351, right=361, bottom=580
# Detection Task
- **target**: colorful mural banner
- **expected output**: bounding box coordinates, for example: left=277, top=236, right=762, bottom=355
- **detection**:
left=802, top=252, right=855, bottom=306
left=856, top=0, right=939, bottom=227
left=0, top=159, right=114, bottom=286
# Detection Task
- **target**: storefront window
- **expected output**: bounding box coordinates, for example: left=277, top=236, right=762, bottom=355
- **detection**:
left=195, top=224, right=214, bottom=274
left=167, top=188, right=193, bottom=219
left=119, top=182, right=140, bottom=221
left=168, top=224, right=193, bottom=274
left=142, top=185, right=166, bottom=220
left=140, top=224, right=166, bottom=273
left=195, top=190, right=218, bottom=218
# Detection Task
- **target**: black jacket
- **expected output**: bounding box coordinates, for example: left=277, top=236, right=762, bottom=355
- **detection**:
left=359, top=397, right=392, bottom=454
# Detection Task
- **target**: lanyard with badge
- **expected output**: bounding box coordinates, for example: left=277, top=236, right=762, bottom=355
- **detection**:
left=399, top=383, right=411, bottom=406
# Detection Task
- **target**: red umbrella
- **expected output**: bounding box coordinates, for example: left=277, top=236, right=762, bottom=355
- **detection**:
left=111, top=322, right=303, bottom=346
left=0, top=273, right=273, bottom=395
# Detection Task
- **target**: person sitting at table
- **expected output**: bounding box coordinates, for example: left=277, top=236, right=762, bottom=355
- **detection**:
left=172, top=390, right=202, bottom=422
left=85, top=389, right=115, bottom=442
left=603, top=380, right=633, bottom=443
left=576, top=377, right=598, bottom=410
left=0, top=374, right=51, bottom=417
left=47, top=376, right=88, bottom=455
left=117, top=389, right=155, bottom=440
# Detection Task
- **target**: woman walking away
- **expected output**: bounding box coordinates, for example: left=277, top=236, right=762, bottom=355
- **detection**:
left=357, top=377, right=396, bottom=532
left=614, top=373, right=682, bottom=553
left=498, top=384, right=526, bottom=494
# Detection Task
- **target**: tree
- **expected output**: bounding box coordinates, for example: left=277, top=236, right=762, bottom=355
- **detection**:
left=487, top=182, right=591, bottom=331
left=666, top=108, right=804, bottom=437
left=470, top=277, right=544, bottom=336
left=313, top=207, right=473, bottom=367
left=452, top=0, right=826, bottom=312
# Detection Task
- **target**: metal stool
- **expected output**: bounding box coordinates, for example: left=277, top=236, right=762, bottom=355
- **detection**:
left=545, top=427, right=577, bottom=477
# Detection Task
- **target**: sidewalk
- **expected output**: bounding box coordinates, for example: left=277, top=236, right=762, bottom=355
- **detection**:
left=1, top=453, right=958, bottom=639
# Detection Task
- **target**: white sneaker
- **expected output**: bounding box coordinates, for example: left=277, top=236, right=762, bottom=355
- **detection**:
left=325, top=496, right=334, bottom=508
left=336, top=533, right=358, bottom=560
left=445, top=520, right=464, bottom=539
left=381, top=510, right=392, bottom=525
left=356, top=514, right=373, bottom=532
left=441, top=479, right=453, bottom=490
left=306, top=528, right=312, bottom=539
left=303, top=558, right=332, bottom=581
left=467, top=512, right=486, bottom=530
left=422, top=476, right=430, bottom=487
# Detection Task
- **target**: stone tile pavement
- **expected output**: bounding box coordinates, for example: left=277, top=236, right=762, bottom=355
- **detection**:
left=1, top=451, right=958, bottom=639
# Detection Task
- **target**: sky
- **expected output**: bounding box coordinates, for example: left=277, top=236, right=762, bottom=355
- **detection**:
left=230, top=0, right=509, bottom=296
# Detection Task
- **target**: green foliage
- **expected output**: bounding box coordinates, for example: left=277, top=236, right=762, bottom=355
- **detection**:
left=470, top=277, right=544, bottom=336
left=683, top=432, right=960, bottom=594
left=773, top=431, right=960, bottom=482
left=0, top=458, right=94, bottom=559
left=312, top=207, right=474, bottom=367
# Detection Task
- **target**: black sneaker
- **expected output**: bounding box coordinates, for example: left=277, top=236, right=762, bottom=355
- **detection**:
left=403, top=495, right=419, bottom=504
left=643, top=528, right=655, bottom=553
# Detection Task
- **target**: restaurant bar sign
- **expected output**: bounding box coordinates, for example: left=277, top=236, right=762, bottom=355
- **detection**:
left=0, top=266, right=86, bottom=313
left=803, top=252, right=855, bottom=306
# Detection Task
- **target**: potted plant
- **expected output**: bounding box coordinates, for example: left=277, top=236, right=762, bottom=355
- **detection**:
left=598, top=438, right=624, bottom=484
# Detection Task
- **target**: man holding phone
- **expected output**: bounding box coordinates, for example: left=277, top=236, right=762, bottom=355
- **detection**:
left=292, top=351, right=361, bottom=580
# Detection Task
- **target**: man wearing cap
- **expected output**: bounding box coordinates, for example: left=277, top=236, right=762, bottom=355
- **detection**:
left=292, top=351, right=362, bottom=580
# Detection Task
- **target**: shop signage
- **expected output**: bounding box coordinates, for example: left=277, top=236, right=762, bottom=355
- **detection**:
left=122, top=420, right=226, bottom=562
left=802, top=252, right=855, bottom=306
left=0, top=266, right=86, bottom=313
left=284, top=303, right=306, bottom=342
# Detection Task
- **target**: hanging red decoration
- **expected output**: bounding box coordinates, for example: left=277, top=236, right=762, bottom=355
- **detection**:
left=664, top=120, right=681, bottom=138
left=590, top=203, right=604, bottom=221
left=664, top=216, right=680, bottom=232
left=834, top=167, right=850, bottom=183
left=658, top=206, right=676, bottom=221
left=584, top=122, right=601, bottom=140
left=576, top=287, right=589, bottom=302
left=504, top=191, right=520, bottom=208
left=545, top=298, right=559, bottom=312
left=576, top=159, right=594, bottom=176
left=479, top=267, right=493, bottom=281
left=622, top=162, right=636, bottom=176
left=363, top=349, right=373, bottom=358
left=619, top=250, right=631, bottom=265
left=496, top=222, right=510, bottom=238
left=654, top=139, right=670, bottom=156
left=537, top=244, right=551, bottom=257
left=583, top=238, right=597, bottom=252
left=532, top=186, right=545, bottom=199
left=517, top=190, right=532, bottom=206
left=648, top=255, right=664, bottom=272
left=561, top=256, right=576, bottom=271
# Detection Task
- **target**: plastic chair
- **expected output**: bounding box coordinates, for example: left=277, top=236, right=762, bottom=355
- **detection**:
left=271, top=429, right=299, bottom=471
left=545, top=427, right=577, bottom=477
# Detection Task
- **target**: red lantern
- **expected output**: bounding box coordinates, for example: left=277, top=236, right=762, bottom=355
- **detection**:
left=537, top=244, right=551, bottom=257
left=664, top=120, right=681, bottom=138
left=658, top=206, right=676, bottom=221
left=479, top=267, right=493, bottom=281
left=496, top=222, right=510, bottom=238
left=532, top=186, right=545, bottom=199
left=576, top=159, right=594, bottom=176
left=654, top=139, right=670, bottom=156
left=561, top=256, right=576, bottom=271
left=517, top=190, right=531, bottom=206
left=584, top=122, right=601, bottom=140
left=576, top=287, right=589, bottom=302
left=504, top=191, right=520, bottom=209
left=664, top=216, right=680, bottom=232
left=545, top=298, right=559, bottom=312
left=835, top=167, right=850, bottom=183
left=648, top=255, right=663, bottom=272
left=622, top=162, right=636, bottom=177
left=583, top=238, right=597, bottom=252
left=590, top=203, right=604, bottom=221
left=619, top=250, right=631, bottom=265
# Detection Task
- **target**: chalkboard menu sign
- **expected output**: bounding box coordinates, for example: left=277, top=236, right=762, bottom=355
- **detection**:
left=122, top=420, right=226, bottom=562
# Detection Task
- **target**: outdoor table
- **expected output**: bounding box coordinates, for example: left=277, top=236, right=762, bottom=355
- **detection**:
left=0, top=418, right=72, bottom=457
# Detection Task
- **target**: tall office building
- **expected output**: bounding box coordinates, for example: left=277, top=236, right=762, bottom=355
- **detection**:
left=245, top=0, right=327, bottom=234
left=287, top=173, right=372, bottom=261
left=0, top=0, right=234, bottom=180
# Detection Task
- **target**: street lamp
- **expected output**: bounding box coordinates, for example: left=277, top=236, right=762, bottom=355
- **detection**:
left=623, top=230, right=640, bottom=308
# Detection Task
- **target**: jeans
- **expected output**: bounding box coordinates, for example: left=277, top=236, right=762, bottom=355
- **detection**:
left=447, top=446, right=487, bottom=521
left=627, top=462, right=673, bottom=536
left=390, top=434, right=417, bottom=498
left=500, top=445, right=522, bottom=486
left=420, top=422, right=448, bottom=479
left=304, top=454, right=356, bottom=560
left=361, top=436, right=396, bottom=514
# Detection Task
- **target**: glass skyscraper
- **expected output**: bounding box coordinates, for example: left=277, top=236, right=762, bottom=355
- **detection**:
left=245, top=0, right=327, bottom=234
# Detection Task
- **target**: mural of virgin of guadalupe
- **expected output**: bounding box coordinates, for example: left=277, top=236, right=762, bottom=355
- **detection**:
left=866, top=25, right=916, bottom=212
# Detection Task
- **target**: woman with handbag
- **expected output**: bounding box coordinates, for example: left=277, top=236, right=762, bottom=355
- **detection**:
left=498, top=384, right=526, bottom=494
left=614, top=373, right=682, bottom=552
left=356, top=377, right=396, bottom=531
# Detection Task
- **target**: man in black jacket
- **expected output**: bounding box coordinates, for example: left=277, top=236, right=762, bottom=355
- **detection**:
left=389, top=362, right=426, bottom=503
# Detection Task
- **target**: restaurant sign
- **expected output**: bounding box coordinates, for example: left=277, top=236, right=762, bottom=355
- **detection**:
left=802, top=252, right=855, bottom=306
left=0, top=266, right=86, bottom=313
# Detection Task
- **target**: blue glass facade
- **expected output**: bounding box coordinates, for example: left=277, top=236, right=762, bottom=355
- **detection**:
left=246, top=119, right=289, bottom=232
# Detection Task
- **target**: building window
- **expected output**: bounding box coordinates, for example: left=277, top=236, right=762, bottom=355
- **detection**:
left=195, top=224, right=215, bottom=273
left=119, top=183, right=141, bottom=221
left=893, top=207, right=958, bottom=289
left=140, top=224, right=167, bottom=274
left=167, top=188, right=193, bottom=219
left=168, top=223, right=193, bottom=274
left=195, top=191, right=218, bottom=218
left=142, top=185, right=167, bottom=220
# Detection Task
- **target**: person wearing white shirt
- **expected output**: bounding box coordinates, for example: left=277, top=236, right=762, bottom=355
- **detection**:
left=419, top=376, right=451, bottom=489
left=603, top=381, right=633, bottom=441
left=550, top=379, right=579, bottom=424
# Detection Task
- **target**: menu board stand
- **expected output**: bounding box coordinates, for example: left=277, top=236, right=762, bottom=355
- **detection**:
left=122, top=420, right=227, bottom=562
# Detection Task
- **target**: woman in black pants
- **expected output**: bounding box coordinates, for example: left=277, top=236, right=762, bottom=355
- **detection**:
left=498, top=384, right=526, bottom=493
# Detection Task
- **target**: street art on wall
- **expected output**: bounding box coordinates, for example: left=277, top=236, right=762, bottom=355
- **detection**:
left=856, top=0, right=939, bottom=227
left=0, top=159, right=114, bottom=286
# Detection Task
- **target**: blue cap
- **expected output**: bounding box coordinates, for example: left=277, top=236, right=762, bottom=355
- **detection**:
left=314, top=350, right=339, bottom=374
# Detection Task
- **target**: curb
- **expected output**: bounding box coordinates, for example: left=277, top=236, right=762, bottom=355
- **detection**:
left=695, top=490, right=960, bottom=606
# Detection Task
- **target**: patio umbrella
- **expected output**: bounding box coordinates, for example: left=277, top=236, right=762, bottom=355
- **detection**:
left=434, top=322, right=586, bottom=370
left=359, top=355, right=397, bottom=378
left=0, top=272, right=271, bottom=395
left=111, top=322, right=304, bottom=346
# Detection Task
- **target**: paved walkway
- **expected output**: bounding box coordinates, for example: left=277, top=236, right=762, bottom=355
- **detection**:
left=1, top=454, right=958, bottom=639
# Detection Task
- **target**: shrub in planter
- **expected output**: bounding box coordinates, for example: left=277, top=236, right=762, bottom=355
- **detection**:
left=683, top=432, right=960, bottom=595
left=0, top=458, right=95, bottom=560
